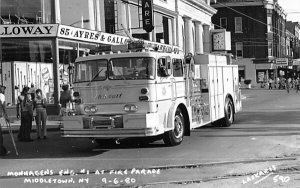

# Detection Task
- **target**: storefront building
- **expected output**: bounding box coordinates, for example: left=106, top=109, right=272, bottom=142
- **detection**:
left=0, top=0, right=216, bottom=114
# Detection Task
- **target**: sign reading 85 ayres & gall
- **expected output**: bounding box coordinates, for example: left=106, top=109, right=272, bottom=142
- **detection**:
left=142, top=0, right=154, bottom=33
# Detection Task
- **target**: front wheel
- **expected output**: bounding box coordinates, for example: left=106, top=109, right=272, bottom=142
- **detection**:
left=222, top=98, right=234, bottom=127
left=163, top=108, right=185, bottom=146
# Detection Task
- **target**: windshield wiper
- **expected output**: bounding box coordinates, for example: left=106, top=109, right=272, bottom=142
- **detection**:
left=88, top=68, right=104, bottom=85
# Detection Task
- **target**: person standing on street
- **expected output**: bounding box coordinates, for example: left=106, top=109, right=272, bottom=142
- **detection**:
left=0, top=86, right=10, bottom=156
left=59, top=84, right=73, bottom=116
left=268, top=78, right=273, bottom=90
left=296, top=77, right=300, bottom=93
left=286, top=78, right=290, bottom=93
left=17, top=86, right=34, bottom=142
left=33, top=89, right=48, bottom=139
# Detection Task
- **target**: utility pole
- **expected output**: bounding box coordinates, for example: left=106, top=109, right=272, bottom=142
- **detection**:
left=0, top=0, right=3, bottom=86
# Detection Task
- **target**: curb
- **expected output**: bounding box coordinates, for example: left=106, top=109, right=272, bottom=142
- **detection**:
left=1, top=124, right=61, bottom=134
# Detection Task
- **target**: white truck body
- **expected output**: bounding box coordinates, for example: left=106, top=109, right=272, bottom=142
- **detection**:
left=62, top=50, right=242, bottom=146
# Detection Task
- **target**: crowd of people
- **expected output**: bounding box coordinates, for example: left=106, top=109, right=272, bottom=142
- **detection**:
left=17, top=84, right=48, bottom=142
left=267, top=77, right=300, bottom=93
left=0, top=84, right=74, bottom=156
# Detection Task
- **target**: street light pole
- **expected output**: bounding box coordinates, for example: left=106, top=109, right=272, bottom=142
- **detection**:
left=0, top=0, right=3, bottom=86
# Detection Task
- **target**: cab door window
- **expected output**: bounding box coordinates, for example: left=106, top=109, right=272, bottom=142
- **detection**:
left=173, top=59, right=183, bottom=77
left=157, top=57, right=171, bottom=77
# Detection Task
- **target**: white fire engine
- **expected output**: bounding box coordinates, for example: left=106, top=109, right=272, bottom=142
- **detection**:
left=62, top=43, right=242, bottom=146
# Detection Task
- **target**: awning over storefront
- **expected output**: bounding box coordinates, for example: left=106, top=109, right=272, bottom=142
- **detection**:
left=255, top=63, right=274, bottom=70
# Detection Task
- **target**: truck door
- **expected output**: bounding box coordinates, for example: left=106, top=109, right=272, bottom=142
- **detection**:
left=172, top=58, right=185, bottom=99
left=156, top=56, right=174, bottom=102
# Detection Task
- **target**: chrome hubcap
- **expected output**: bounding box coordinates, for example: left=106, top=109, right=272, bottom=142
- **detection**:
left=174, top=115, right=183, bottom=139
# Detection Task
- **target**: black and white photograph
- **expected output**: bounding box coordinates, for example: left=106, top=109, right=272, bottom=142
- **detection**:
left=0, top=0, right=300, bottom=187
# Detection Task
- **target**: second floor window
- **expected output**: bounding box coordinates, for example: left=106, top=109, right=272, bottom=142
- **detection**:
left=236, top=42, right=243, bottom=58
left=235, top=17, right=242, bottom=33
left=220, top=17, right=227, bottom=29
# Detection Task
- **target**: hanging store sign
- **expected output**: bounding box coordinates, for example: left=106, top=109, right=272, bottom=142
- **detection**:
left=142, top=0, right=154, bottom=32
left=275, top=58, right=288, bottom=66
left=0, top=24, right=58, bottom=38
left=57, top=25, right=129, bottom=45
left=293, top=59, right=300, bottom=66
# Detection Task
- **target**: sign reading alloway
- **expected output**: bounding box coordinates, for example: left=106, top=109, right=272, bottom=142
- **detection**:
left=0, top=24, right=58, bottom=37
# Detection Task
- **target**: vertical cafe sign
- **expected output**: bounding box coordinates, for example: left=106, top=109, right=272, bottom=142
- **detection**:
left=142, top=0, right=154, bottom=32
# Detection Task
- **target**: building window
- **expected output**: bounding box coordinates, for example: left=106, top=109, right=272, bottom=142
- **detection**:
left=220, top=17, right=227, bottom=29
left=235, top=42, right=243, bottom=57
left=267, top=16, right=272, bottom=33
left=268, top=42, right=273, bottom=57
left=154, top=12, right=173, bottom=44
left=104, top=0, right=115, bottom=33
left=235, top=17, right=242, bottom=33
left=60, top=0, right=99, bottom=30
left=130, top=3, right=149, bottom=40
left=0, top=0, right=53, bottom=24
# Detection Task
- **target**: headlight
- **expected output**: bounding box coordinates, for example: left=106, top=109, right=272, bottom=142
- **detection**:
left=90, top=106, right=98, bottom=113
left=84, top=106, right=98, bottom=114
left=84, top=106, right=91, bottom=113
left=141, top=88, right=149, bottom=94
left=124, top=104, right=138, bottom=112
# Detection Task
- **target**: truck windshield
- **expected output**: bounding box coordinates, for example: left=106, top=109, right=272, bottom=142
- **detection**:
left=74, top=59, right=108, bottom=83
left=109, top=57, right=155, bottom=80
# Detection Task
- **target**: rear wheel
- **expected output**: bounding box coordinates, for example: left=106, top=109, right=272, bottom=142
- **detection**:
left=222, top=98, right=234, bottom=127
left=163, top=108, right=185, bottom=146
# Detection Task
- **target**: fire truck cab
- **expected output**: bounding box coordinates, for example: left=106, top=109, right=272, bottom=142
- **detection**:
left=62, top=44, right=242, bottom=146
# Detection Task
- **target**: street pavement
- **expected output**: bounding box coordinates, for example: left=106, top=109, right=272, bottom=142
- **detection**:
left=0, top=88, right=300, bottom=188
left=1, top=118, right=61, bottom=134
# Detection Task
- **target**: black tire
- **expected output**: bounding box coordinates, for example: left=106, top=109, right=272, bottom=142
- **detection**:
left=211, top=119, right=223, bottom=127
left=222, top=98, right=234, bottom=127
left=163, top=108, right=185, bottom=146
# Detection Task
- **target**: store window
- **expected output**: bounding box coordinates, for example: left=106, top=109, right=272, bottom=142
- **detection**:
left=2, top=39, right=53, bottom=63
left=235, top=17, right=242, bottom=33
left=1, top=39, right=54, bottom=103
left=60, top=0, right=99, bottom=30
left=58, top=40, right=99, bottom=84
left=0, top=0, right=53, bottom=24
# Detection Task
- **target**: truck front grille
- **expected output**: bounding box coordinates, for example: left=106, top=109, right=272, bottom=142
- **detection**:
left=83, top=115, right=123, bottom=129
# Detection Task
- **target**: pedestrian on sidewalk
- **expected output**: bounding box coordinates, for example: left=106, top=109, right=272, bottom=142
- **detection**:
left=286, top=78, right=290, bottom=93
left=17, top=86, right=34, bottom=142
left=59, top=84, right=73, bottom=116
left=33, top=89, right=47, bottom=140
left=268, top=78, right=273, bottom=89
left=296, top=77, right=300, bottom=93
left=0, top=85, right=10, bottom=156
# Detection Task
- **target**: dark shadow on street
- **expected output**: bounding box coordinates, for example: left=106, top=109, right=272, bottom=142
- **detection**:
left=1, top=132, right=166, bottom=159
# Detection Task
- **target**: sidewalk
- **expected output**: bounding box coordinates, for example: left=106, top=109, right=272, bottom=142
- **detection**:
left=1, top=116, right=61, bottom=134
